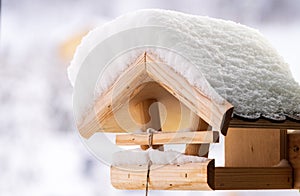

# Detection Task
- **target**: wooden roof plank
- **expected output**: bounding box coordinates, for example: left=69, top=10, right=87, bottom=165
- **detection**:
left=145, top=53, right=233, bottom=134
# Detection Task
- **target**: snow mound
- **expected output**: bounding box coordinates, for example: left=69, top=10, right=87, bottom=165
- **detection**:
left=69, top=9, right=300, bottom=121
left=112, top=148, right=208, bottom=166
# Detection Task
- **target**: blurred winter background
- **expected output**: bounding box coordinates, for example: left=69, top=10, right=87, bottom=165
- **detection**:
left=1, top=0, right=300, bottom=196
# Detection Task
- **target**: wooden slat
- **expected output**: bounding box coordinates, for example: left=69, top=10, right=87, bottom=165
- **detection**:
left=230, top=117, right=300, bottom=130
left=185, top=117, right=211, bottom=157
left=111, top=160, right=215, bottom=190
left=111, top=162, right=293, bottom=190
left=288, top=132, right=300, bottom=188
left=116, top=131, right=219, bottom=146
left=225, top=128, right=286, bottom=167
left=215, top=167, right=293, bottom=190
left=145, top=54, right=233, bottom=135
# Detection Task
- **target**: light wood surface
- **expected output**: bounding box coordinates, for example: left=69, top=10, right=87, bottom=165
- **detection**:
left=131, top=98, right=162, bottom=150
left=78, top=53, right=149, bottom=138
left=146, top=54, right=233, bottom=135
left=185, top=117, right=211, bottom=157
left=116, top=131, right=219, bottom=146
left=78, top=52, right=233, bottom=138
left=288, top=132, right=300, bottom=188
left=225, top=128, right=286, bottom=167
left=215, top=166, right=293, bottom=190
left=111, top=160, right=215, bottom=190
left=129, top=82, right=185, bottom=132
left=111, top=162, right=293, bottom=190
left=132, top=99, right=161, bottom=131
left=111, top=164, right=148, bottom=190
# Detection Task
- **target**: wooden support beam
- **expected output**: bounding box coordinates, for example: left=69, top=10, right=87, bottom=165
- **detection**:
left=185, top=117, right=211, bottom=157
left=214, top=167, right=293, bottom=190
left=288, top=132, right=300, bottom=189
left=116, top=131, right=219, bottom=146
left=131, top=98, right=162, bottom=150
left=111, top=160, right=215, bottom=190
left=230, top=117, right=300, bottom=130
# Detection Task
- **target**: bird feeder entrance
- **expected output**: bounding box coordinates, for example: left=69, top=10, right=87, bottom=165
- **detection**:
left=111, top=80, right=219, bottom=190
left=78, top=53, right=299, bottom=191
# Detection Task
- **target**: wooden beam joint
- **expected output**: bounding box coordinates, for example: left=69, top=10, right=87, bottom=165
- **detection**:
left=116, top=131, right=219, bottom=146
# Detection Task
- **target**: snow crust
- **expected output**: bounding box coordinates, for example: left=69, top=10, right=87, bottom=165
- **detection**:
left=69, top=9, right=300, bottom=121
left=112, top=148, right=208, bottom=166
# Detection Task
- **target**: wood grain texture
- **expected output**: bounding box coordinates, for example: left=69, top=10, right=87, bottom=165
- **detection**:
left=185, top=117, right=211, bottom=157
left=78, top=53, right=149, bottom=138
left=78, top=52, right=233, bottom=138
left=111, top=162, right=293, bottom=190
left=129, top=81, right=185, bottom=132
left=225, top=128, right=286, bottom=167
left=288, top=133, right=300, bottom=188
left=116, top=131, right=219, bottom=146
left=111, top=160, right=215, bottom=190
left=230, top=117, right=300, bottom=130
left=111, top=164, right=148, bottom=190
left=215, top=167, right=293, bottom=190
left=146, top=53, right=233, bottom=134
left=131, top=98, right=162, bottom=150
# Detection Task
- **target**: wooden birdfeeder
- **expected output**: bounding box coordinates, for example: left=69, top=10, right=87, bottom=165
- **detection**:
left=77, top=52, right=300, bottom=191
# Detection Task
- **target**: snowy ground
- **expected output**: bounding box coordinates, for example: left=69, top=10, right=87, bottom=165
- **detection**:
left=1, top=1, right=300, bottom=196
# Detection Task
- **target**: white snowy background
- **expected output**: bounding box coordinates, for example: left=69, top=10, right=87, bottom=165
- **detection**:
left=0, top=0, right=300, bottom=196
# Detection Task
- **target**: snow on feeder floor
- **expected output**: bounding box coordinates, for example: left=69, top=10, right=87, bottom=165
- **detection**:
left=69, top=9, right=300, bottom=191
left=111, top=148, right=213, bottom=190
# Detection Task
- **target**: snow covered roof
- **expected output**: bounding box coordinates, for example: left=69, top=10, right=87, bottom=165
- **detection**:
left=69, top=9, right=300, bottom=123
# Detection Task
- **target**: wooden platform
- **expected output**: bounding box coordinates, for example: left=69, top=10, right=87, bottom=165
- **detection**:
left=111, top=159, right=293, bottom=190
left=111, top=160, right=215, bottom=190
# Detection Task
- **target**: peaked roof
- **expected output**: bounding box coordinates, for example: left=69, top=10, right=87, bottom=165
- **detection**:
left=70, top=9, right=300, bottom=134
left=78, top=53, right=233, bottom=138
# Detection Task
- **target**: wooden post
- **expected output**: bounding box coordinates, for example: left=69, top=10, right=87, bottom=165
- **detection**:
left=288, top=131, right=300, bottom=188
left=185, top=115, right=211, bottom=157
left=133, top=99, right=162, bottom=150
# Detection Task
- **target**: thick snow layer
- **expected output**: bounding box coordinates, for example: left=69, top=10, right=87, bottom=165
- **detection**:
left=69, top=9, right=300, bottom=121
left=112, top=148, right=208, bottom=166
left=112, top=148, right=150, bottom=166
